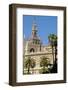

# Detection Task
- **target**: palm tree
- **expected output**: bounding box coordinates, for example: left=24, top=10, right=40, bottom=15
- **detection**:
left=40, top=56, right=49, bottom=74
left=24, top=57, right=35, bottom=74
left=48, top=34, right=57, bottom=64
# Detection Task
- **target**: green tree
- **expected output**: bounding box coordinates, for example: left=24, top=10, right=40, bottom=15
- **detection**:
left=40, top=56, right=49, bottom=74
left=24, top=57, right=35, bottom=74
left=48, top=34, right=57, bottom=64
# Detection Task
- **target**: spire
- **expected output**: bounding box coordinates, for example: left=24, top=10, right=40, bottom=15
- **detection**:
left=32, top=22, right=37, bottom=31
left=32, top=17, right=38, bottom=38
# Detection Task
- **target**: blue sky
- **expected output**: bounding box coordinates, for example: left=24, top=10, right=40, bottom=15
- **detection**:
left=23, top=15, right=57, bottom=45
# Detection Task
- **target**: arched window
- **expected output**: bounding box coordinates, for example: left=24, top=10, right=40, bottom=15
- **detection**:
left=30, top=48, right=35, bottom=52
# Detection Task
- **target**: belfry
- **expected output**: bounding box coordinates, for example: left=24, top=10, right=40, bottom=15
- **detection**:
left=25, top=20, right=41, bottom=54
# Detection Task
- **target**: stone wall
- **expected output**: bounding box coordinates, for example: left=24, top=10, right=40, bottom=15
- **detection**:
left=24, top=51, right=54, bottom=74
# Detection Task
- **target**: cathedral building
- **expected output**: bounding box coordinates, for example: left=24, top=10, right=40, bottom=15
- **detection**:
left=23, top=21, right=55, bottom=74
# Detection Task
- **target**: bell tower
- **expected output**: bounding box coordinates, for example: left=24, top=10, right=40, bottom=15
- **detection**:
left=32, top=21, right=38, bottom=38
left=25, top=18, right=42, bottom=53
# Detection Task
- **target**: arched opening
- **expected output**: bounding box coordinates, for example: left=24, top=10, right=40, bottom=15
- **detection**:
left=30, top=48, right=35, bottom=53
